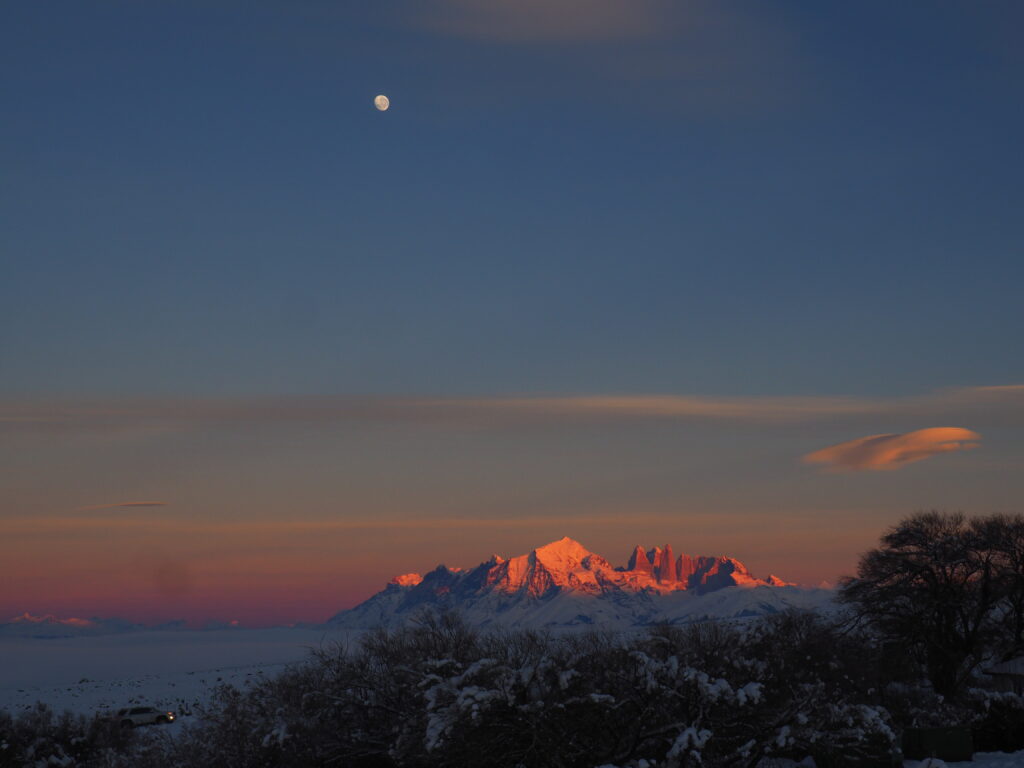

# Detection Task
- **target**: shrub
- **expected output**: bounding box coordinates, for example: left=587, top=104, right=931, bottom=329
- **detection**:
left=97, top=610, right=899, bottom=767
left=970, top=691, right=1024, bottom=753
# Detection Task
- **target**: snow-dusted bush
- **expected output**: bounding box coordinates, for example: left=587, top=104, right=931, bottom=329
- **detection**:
left=109, top=609, right=902, bottom=767
left=968, top=689, right=1024, bottom=753
left=0, top=702, right=130, bottom=768
left=643, top=613, right=899, bottom=766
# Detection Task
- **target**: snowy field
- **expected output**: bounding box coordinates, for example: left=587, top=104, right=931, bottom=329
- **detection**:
left=0, top=627, right=361, bottom=718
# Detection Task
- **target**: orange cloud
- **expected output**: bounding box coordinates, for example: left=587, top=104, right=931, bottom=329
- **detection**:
left=802, top=427, right=981, bottom=472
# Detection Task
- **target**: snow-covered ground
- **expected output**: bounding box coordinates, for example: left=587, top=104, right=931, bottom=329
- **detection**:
left=0, top=627, right=361, bottom=717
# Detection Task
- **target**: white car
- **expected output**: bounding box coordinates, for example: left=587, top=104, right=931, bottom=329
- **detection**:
left=111, top=706, right=176, bottom=727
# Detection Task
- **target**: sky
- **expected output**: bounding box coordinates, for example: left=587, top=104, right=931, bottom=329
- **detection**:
left=2, top=1, right=1023, bottom=626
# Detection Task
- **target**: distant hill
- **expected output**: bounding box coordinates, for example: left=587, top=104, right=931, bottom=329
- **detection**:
left=0, top=614, right=223, bottom=638
left=0, top=613, right=144, bottom=639
left=326, top=537, right=834, bottom=630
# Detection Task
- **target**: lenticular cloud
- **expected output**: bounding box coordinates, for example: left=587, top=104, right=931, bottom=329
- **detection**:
left=802, top=427, right=980, bottom=472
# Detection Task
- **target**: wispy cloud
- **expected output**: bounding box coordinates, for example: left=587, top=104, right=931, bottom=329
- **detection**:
left=1, top=386, right=1022, bottom=437
left=5, top=513, right=689, bottom=537
left=414, top=0, right=676, bottom=43
left=75, top=501, right=168, bottom=513
left=401, top=0, right=800, bottom=114
left=802, top=427, right=981, bottom=472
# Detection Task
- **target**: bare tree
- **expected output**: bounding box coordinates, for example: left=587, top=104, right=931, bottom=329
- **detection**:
left=839, top=511, right=1009, bottom=696
left=973, top=513, right=1024, bottom=658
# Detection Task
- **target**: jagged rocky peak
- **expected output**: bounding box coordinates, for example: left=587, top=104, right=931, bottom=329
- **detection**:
left=356, top=537, right=793, bottom=612
left=533, top=536, right=592, bottom=567
left=326, top=536, right=817, bottom=631
left=477, top=538, right=786, bottom=597
left=658, top=544, right=676, bottom=583
left=647, top=546, right=663, bottom=568
left=390, top=573, right=424, bottom=587
left=677, top=554, right=696, bottom=583
left=622, top=546, right=781, bottom=592
left=627, top=545, right=653, bottom=573
left=359, top=539, right=790, bottom=603
left=484, top=537, right=616, bottom=597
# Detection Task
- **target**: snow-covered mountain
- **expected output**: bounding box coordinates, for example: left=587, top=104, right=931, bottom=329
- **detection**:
left=326, top=537, right=834, bottom=630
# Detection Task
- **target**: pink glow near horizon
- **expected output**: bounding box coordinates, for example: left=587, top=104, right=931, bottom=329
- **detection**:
left=5, top=385, right=1020, bottom=627
left=3, top=516, right=873, bottom=626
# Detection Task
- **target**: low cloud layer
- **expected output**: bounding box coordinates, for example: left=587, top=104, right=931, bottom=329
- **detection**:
left=803, top=428, right=981, bottom=472
left=75, top=501, right=167, bottom=513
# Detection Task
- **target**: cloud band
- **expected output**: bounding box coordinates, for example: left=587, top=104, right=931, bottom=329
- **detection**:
left=75, top=502, right=168, bottom=513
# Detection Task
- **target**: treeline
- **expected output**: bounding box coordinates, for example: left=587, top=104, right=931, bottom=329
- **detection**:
left=2, top=511, right=1023, bottom=768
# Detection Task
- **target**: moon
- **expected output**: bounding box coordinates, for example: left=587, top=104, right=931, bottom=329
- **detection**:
left=374, top=94, right=390, bottom=112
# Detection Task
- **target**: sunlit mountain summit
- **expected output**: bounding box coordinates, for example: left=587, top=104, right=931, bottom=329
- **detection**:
left=327, top=537, right=831, bottom=630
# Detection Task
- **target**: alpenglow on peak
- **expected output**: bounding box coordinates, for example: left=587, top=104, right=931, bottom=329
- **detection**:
left=326, top=537, right=815, bottom=631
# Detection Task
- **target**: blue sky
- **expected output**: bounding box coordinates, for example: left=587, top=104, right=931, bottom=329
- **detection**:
left=2, top=1, right=1024, bottom=623
left=4, top=0, right=1022, bottom=397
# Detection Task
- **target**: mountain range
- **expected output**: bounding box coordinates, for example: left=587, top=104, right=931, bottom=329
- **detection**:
left=0, top=614, right=237, bottom=638
left=326, top=537, right=834, bottom=630
left=0, top=613, right=146, bottom=639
